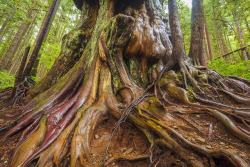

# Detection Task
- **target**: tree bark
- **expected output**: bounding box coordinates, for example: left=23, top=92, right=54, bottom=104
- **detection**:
left=15, top=46, right=31, bottom=85
left=233, top=10, right=249, bottom=60
left=168, top=0, right=184, bottom=65
left=0, top=29, right=14, bottom=60
left=0, top=5, right=16, bottom=36
left=225, top=32, right=236, bottom=61
left=0, top=10, right=34, bottom=71
left=9, top=12, right=38, bottom=75
left=212, top=2, right=223, bottom=57
left=23, top=0, right=61, bottom=78
left=189, top=0, right=206, bottom=66
left=0, top=7, right=7, bottom=23
left=204, top=17, right=214, bottom=61
left=244, top=16, right=250, bottom=34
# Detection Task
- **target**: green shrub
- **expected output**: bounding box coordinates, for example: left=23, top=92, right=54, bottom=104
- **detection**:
left=0, top=70, right=15, bottom=89
left=209, top=58, right=250, bottom=80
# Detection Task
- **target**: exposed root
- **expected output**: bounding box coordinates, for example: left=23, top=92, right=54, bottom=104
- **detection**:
left=104, top=154, right=150, bottom=166
left=134, top=106, right=248, bottom=167
left=205, top=109, right=250, bottom=144
left=71, top=103, right=108, bottom=166
left=219, top=89, right=250, bottom=104
left=36, top=110, right=83, bottom=167
left=191, top=91, right=250, bottom=110
left=10, top=117, right=46, bottom=167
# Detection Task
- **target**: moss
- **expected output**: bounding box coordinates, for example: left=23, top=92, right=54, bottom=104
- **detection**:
left=41, top=116, right=47, bottom=122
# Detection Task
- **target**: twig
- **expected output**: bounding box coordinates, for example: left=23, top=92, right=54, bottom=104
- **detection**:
left=209, top=124, right=213, bottom=141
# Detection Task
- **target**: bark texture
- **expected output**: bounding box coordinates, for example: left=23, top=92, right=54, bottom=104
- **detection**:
left=189, top=0, right=205, bottom=66
left=22, top=0, right=61, bottom=79
left=0, top=13, right=32, bottom=71
left=0, top=5, right=16, bottom=36
left=233, top=10, right=249, bottom=60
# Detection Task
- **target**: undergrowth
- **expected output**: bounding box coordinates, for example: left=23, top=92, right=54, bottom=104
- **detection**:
left=0, top=70, right=15, bottom=89
left=209, top=57, right=250, bottom=80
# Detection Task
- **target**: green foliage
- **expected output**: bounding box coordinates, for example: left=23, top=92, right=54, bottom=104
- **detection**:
left=209, top=58, right=250, bottom=80
left=0, top=70, right=15, bottom=88
left=40, top=42, right=61, bottom=70
left=34, top=42, right=61, bottom=81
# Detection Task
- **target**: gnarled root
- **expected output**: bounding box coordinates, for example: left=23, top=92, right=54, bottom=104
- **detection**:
left=71, top=102, right=108, bottom=166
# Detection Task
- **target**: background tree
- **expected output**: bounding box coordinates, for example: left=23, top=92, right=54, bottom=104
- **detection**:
left=21, top=0, right=61, bottom=81
left=189, top=0, right=206, bottom=66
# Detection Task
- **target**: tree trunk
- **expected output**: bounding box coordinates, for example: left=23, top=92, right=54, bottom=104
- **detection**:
left=222, top=29, right=231, bottom=62
left=203, top=30, right=210, bottom=62
left=52, top=15, right=62, bottom=44
left=25, top=0, right=62, bottom=78
left=212, top=3, right=223, bottom=57
left=204, top=17, right=214, bottom=61
left=0, top=7, right=7, bottom=23
left=189, top=0, right=206, bottom=66
left=233, top=10, right=249, bottom=60
left=9, top=12, right=38, bottom=75
left=0, top=24, right=10, bottom=43
left=0, top=29, right=14, bottom=60
left=169, top=0, right=184, bottom=64
left=0, top=1, right=249, bottom=167
left=0, top=10, right=34, bottom=71
left=0, top=5, right=16, bottom=36
left=225, top=32, right=236, bottom=61
left=244, top=16, right=250, bottom=34
left=15, top=46, right=31, bottom=85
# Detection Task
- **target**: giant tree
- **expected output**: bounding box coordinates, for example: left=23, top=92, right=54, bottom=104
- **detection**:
left=0, top=0, right=249, bottom=166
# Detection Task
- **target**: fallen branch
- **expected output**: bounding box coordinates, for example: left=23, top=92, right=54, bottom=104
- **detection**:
left=215, top=44, right=250, bottom=59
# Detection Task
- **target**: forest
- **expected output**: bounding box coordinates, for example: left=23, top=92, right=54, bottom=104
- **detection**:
left=0, top=0, right=249, bottom=166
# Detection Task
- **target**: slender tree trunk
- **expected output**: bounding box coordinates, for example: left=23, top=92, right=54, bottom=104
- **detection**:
left=9, top=14, right=38, bottom=74
left=15, top=46, right=31, bottom=85
left=220, top=24, right=229, bottom=54
left=0, top=23, right=9, bottom=43
left=52, top=15, right=62, bottom=43
left=204, top=17, right=214, bottom=61
left=30, top=0, right=63, bottom=78
left=244, top=16, right=250, bottom=34
left=0, top=29, right=14, bottom=60
left=58, top=24, right=66, bottom=43
left=222, top=30, right=231, bottom=62
left=0, top=5, right=16, bottom=36
left=43, top=0, right=61, bottom=42
left=37, top=63, right=47, bottom=79
left=189, top=0, right=206, bottom=66
left=203, top=29, right=210, bottom=62
left=212, top=3, right=223, bottom=57
left=225, top=33, right=235, bottom=61
left=0, top=7, right=7, bottom=23
left=0, top=11, right=34, bottom=71
left=169, top=0, right=184, bottom=64
left=23, top=0, right=61, bottom=78
left=233, top=10, right=249, bottom=60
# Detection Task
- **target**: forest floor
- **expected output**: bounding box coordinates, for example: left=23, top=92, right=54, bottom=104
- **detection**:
left=0, top=104, right=249, bottom=166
